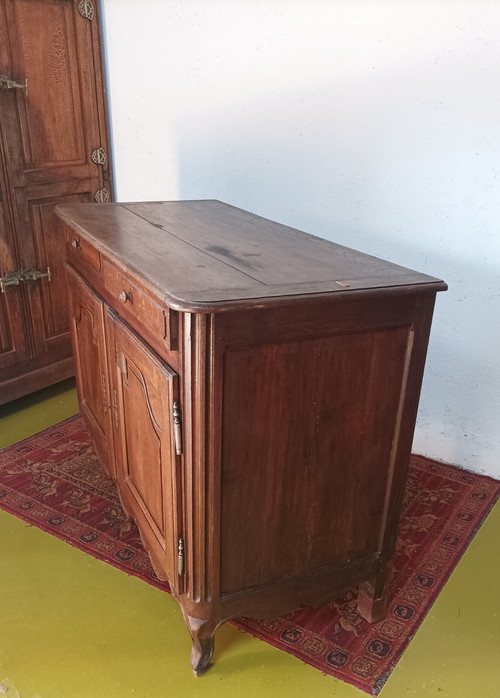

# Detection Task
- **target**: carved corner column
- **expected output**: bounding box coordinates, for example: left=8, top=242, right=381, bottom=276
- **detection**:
left=177, top=311, right=222, bottom=676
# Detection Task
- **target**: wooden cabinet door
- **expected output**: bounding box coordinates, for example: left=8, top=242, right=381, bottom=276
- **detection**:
left=107, top=311, right=183, bottom=586
left=0, top=0, right=111, bottom=397
left=66, top=264, right=113, bottom=476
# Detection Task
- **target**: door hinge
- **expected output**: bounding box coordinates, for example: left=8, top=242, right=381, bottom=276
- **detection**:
left=94, top=187, right=110, bottom=203
left=91, top=147, right=107, bottom=166
left=172, top=401, right=182, bottom=455
left=177, top=538, right=185, bottom=576
left=78, top=0, right=95, bottom=20
left=118, top=352, right=128, bottom=376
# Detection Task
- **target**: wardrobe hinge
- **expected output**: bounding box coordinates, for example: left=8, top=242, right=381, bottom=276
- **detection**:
left=94, top=187, right=110, bottom=203
left=78, top=0, right=95, bottom=20
left=177, top=538, right=185, bottom=576
left=91, top=147, right=107, bottom=166
left=172, top=401, right=182, bottom=455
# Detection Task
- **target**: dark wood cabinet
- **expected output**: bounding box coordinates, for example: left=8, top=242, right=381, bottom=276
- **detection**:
left=57, top=199, right=447, bottom=676
left=0, top=0, right=111, bottom=404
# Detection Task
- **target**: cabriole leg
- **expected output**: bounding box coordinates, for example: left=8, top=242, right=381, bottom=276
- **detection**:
left=186, top=616, right=216, bottom=677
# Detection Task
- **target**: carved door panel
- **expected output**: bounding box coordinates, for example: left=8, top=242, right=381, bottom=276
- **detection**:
left=107, top=311, right=183, bottom=586
left=0, top=0, right=111, bottom=401
left=66, top=264, right=113, bottom=476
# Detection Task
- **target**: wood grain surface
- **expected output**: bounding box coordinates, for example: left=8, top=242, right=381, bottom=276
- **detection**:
left=57, top=200, right=447, bottom=311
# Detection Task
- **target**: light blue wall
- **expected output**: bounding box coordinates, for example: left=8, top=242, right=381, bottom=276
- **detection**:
left=102, top=0, right=500, bottom=477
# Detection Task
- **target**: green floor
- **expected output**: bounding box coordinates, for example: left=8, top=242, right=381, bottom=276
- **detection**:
left=0, top=380, right=498, bottom=698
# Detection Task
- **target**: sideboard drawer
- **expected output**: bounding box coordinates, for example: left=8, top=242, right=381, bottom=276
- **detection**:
left=66, top=233, right=102, bottom=278
left=66, top=235, right=101, bottom=270
left=103, top=260, right=168, bottom=344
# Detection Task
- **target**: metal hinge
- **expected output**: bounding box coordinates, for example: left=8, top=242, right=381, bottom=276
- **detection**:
left=172, top=401, right=182, bottom=455
left=118, top=352, right=128, bottom=376
left=94, top=188, right=110, bottom=203
left=177, top=538, right=185, bottom=576
left=78, top=0, right=95, bottom=20
left=91, top=147, right=107, bottom=166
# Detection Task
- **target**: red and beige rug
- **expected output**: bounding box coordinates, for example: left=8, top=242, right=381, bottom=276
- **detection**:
left=0, top=415, right=498, bottom=695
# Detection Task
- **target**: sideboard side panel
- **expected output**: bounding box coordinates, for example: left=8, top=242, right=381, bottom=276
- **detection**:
left=219, top=324, right=412, bottom=594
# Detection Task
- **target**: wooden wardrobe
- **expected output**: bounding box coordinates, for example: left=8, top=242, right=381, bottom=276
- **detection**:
left=0, top=0, right=112, bottom=404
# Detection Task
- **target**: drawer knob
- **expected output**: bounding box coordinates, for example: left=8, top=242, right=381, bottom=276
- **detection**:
left=71, top=239, right=80, bottom=249
left=119, top=289, right=132, bottom=303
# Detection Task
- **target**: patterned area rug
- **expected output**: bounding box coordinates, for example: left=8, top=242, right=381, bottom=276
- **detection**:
left=0, top=416, right=498, bottom=695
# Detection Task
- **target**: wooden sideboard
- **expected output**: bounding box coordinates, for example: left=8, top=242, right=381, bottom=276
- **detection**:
left=56, top=200, right=447, bottom=676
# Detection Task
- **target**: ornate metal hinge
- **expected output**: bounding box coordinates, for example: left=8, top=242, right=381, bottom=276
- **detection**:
left=78, top=0, right=95, bottom=20
left=177, top=538, right=185, bottom=576
left=172, top=401, right=182, bottom=456
left=94, top=188, right=110, bottom=203
left=91, top=147, right=107, bottom=166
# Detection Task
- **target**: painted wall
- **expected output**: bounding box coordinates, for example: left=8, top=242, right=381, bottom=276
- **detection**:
left=101, top=0, right=500, bottom=478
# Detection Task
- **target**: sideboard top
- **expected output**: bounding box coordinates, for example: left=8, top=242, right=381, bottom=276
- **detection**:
left=57, top=200, right=447, bottom=311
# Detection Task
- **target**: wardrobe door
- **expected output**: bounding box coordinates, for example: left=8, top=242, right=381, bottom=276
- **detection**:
left=0, top=0, right=112, bottom=402
left=0, top=173, right=28, bottom=380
